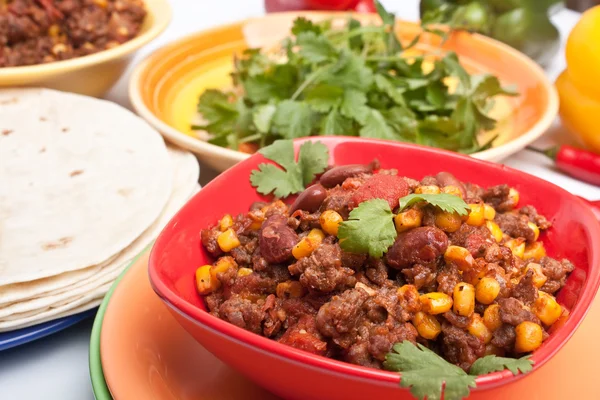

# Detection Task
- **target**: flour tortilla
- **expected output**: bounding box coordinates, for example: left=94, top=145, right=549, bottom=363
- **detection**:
left=0, top=285, right=109, bottom=332
left=0, top=149, right=199, bottom=319
left=0, top=88, right=172, bottom=286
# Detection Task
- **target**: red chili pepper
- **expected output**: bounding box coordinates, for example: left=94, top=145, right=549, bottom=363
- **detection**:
left=353, top=0, right=377, bottom=13
left=528, top=145, right=600, bottom=186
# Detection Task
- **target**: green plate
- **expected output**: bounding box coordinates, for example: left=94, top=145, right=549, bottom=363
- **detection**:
left=89, top=249, right=149, bottom=400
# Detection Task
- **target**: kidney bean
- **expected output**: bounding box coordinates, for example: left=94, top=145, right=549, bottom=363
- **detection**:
left=386, top=227, right=448, bottom=270
left=435, top=172, right=466, bottom=197
left=289, top=183, right=327, bottom=214
left=319, top=160, right=379, bottom=188
left=259, top=214, right=300, bottom=264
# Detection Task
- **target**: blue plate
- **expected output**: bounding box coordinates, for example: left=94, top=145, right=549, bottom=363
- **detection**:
left=0, top=308, right=97, bottom=351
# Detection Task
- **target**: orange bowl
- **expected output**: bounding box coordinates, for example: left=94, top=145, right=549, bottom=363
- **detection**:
left=0, top=0, right=171, bottom=97
left=130, top=12, right=557, bottom=171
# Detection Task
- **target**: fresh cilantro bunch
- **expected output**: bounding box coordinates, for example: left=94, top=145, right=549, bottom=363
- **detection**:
left=193, top=1, right=517, bottom=153
left=385, top=342, right=534, bottom=400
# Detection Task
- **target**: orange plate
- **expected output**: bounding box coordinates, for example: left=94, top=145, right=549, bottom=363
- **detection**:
left=101, top=253, right=600, bottom=400
left=129, top=12, right=557, bottom=172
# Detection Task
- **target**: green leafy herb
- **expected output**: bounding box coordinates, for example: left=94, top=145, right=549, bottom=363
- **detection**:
left=385, top=342, right=535, bottom=400
left=399, top=193, right=470, bottom=215
left=249, top=139, right=328, bottom=198
left=193, top=0, right=516, bottom=154
left=384, top=341, right=476, bottom=400
left=469, top=355, right=534, bottom=376
left=337, top=199, right=396, bottom=258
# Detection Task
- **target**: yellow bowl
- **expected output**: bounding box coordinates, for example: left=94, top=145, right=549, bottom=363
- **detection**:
left=129, top=12, right=558, bottom=172
left=0, top=0, right=171, bottom=98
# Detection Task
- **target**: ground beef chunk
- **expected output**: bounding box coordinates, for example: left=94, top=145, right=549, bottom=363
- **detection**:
left=449, top=224, right=494, bottom=257
left=402, top=264, right=436, bottom=290
left=441, top=323, right=485, bottom=371
left=443, top=311, right=471, bottom=329
left=482, top=184, right=515, bottom=212
left=342, top=251, right=368, bottom=272
left=346, top=341, right=379, bottom=368
left=278, top=315, right=328, bottom=356
left=495, top=213, right=536, bottom=242
left=218, top=296, right=266, bottom=335
left=498, top=298, right=540, bottom=326
left=519, top=205, right=552, bottom=229
left=436, top=264, right=461, bottom=296
left=316, top=288, right=369, bottom=349
left=387, top=227, right=448, bottom=269
left=420, top=176, right=438, bottom=186
left=512, top=269, right=539, bottom=305
left=368, top=322, right=418, bottom=361
left=464, top=182, right=484, bottom=203
left=403, top=177, right=420, bottom=190
left=491, top=324, right=516, bottom=350
left=230, top=246, right=252, bottom=266
left=200, top=227, right=223, bottom=257
left=321, top=186, right=354, bottom=219
left=289, top=244, right=355, bottom=293
left=229, top=273, right=277, bottom=298
left=485, top=263, right=512, bottom=298
left=539, top=257, right=575, bottom=294
left=205, top=292, right=224, bottom=314
left=365, top=258, right=389, bottom=286
left=262, top=294, right=284, bottom=337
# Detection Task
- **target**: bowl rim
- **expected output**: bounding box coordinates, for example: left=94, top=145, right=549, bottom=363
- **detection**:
left=129, top=11, right=558, bottom=167
left=149, top=137, right=600, bottom=393
left=0, top=0, right=172, bottom=78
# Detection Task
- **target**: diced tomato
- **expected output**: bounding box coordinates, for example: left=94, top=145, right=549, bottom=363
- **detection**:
left=349, top=174, right=409, bottom=210
left=353, top=0, right=376, bottom=13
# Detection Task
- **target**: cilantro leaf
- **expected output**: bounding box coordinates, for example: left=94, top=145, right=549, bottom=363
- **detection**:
left=305, top=84, right=344, bottom=113
left=375, top=74, right=407, bottom=107
left=252, top=104, right=277, bottom=134
left=399, top=193, right=470, bottom=215
left=384, top=342, right=476, bottom=400
left=250, top=140, right=329, bottom=198
left=297, top=32, right=337, bottom=64
left=292, top=17, right=322, bottom=36
left=272, top=100, right=315, bottom=139
left=195, top=90, right=239, bottom=135
left=340, top=89, right=370, bottom=124
left=321, top=109, right=354, bottom=135
left=360, top=109, right=399, bottom=141
left=338, top=199, right=396, bottom=258
left=297, top=140, right=329, bottom=186
left=374, top=0, right=402, bottom=53
left=469, top=355, right=534, bottom=376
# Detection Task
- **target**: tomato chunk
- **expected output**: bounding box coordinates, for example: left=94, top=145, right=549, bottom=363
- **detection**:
left=349, top=174, right=409, bottom=210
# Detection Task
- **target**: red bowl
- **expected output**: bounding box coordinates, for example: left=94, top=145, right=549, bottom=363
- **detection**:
left=149, top=137, right=600, bottom=400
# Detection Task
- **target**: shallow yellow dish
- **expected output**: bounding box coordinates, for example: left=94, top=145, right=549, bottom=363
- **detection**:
left=0, top=0, right=171, bottom=98
left=129, top=12, right=558, bottom=171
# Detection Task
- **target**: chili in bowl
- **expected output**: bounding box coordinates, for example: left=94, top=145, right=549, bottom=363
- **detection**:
left=149, top=137, right=600, bottom=400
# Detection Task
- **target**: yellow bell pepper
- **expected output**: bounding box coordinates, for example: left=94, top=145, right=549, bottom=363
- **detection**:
left=556, top=6, right=600, bottom=153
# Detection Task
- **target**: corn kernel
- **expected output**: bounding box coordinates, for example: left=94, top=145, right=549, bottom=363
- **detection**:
left=434, top=211, right=462, bottom=233
left=453, top=282, right=475, bottom=317
left=505, top=238, right=525, bottom=259
left=395, top=209, right=423, bottom=233
left=217, top=228, right=241, bottom=252
left=93, top=0, right=108, bottom=7
left=397, top=284, right=420, bottom=300
left=523, top=263, right=547, bottom=288
left=466, top=203, right=485, bottom=226
left=248, top=210, right=265, bottom=231
left=527, top=222, right=540, bottom=241
left=523, top=242, right=546, bottom=261
left=533, top=291, right=562, bottom=326
left=486, top=221, right=503, bottom=243
left=219, top=214, right=234, bottom=231
left=441, top=185, right=463, bottom=198
left=483, top=304, right=502, bottom=331
left=320, top=210, right=343, bottom=236
left=468, top=313, right=492, bottom=344
left=48, top=24, right=61, bottom=37
left=476, top=277, right=500, bottom=305
left=508, top=188, right=520, bottom=209
left=52, top=43, right=67, bottom=55
left=483, top=204, right=496, bottom=220
left=276, top=281, right=305, bottom=298
left=210, top=257, right=238, bottom=289
left=444, top=246, right=474, bottom=271
left=515, top=321, right=543, bottom=353
left=195, top=265, right=216, bottom=295
left=420, top=292, right=453, bottom=315
left=413, top=312, right=441, bottom=340
left=237, top=267, right=253, bottom=277
left=415, top=185, right=440, bottom=194
left=292, top=231, right=323, bottom=260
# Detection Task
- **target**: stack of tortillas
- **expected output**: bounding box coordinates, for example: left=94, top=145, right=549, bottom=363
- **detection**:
left=0, top=88, right=200, bottom=332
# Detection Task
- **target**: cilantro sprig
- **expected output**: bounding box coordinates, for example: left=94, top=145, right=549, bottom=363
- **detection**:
left=385, top=342, right=534, bottom=400
left=250, top=139, right=329, bottom=198
left=399, top=193, right=470, bottom=215
left=193, top=1, right=517, bottom=153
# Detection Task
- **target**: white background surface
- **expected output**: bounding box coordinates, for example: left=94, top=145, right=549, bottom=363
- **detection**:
left=0, top=1, right=598, bottom=399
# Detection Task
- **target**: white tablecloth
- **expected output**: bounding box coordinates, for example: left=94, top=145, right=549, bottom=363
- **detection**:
left=1, top=1, right=598, bottom=399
